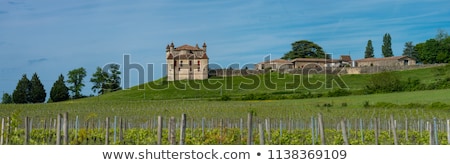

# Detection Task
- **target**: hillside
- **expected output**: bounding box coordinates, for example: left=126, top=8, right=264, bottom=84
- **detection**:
left=82, top=64, right=450, bottom=101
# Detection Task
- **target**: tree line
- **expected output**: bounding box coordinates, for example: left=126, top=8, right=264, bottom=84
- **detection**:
left=1, top=64, right=121, bottom=104
left=280, top=29, right=449, bottom=64
left=364, top=30, right=450, bottom=63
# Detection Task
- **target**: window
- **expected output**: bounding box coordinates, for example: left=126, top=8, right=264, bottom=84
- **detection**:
left=174, top=61, right=177, bottom=66
left=180, top=61, right=183, bottom=67
left=198, top=60, right=200, bottom=65
left=189, top=61, right=192, bottom=66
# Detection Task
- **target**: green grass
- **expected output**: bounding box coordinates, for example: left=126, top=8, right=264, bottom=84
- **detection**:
left=75, top=64, right=450, bottom=101
left=1, top=65, right=450, bottom=124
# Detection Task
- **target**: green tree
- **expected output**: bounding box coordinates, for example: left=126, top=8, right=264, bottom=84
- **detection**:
left=2, top=93, right=12, bottom=104
left=382, top=33, right=393, bottom=57
left=281, top=40, right=327, bottom=60
left=90, top=67, right=108, bottom=95
left=105, top=64, right=122, bottom=93
left=402, top=41, right=417, bottom=58
left=29, top=72, right=46, bottom=103
left=67, top=67, right=87, bottom=99
left=415, top=39, right=439, bottom=64
left=364, top=40, right=374, bottom=58
left=50, top=74, right=69, bottom=102
left=12, top=74, right=31, bottom=103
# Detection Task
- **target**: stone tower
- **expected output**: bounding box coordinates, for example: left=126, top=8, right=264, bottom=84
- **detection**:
left=166, top=42, right=209, bottom=81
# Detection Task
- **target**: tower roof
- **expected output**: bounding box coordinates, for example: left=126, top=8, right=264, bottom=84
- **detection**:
left=175, top=44, right=203, bottom=51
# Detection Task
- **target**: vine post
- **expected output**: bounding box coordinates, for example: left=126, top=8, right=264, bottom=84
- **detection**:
left=340, top=119, right=349, bottom=145
left=157, top=116, right=162, bottom=145
left=24, top=117, right=29, bottom=145
left=180, top=114, right=186, bottom=145
left=63, top=112, right=68, bottom=145
left=247, top=112, right=253, bottom=145
left=318, top=113, right=325, bottom=145
left=105, top=117, right=109, bottom=145
left=56, top=114, right=61, bottom=145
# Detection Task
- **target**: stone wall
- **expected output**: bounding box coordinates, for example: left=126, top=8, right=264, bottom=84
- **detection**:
left=209, top=64, right=446, bottom=77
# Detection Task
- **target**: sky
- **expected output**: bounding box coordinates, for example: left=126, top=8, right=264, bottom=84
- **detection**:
left=1, top=0, right=450, bottom=100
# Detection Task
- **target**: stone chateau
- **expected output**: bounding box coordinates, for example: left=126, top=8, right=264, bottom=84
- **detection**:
left=166, top=42, right=209, bottom=81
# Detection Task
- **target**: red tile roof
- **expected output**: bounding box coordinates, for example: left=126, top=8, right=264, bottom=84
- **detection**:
left=340, top=55, right=352, bottom=62
left=355, top=55, right=410, bottom=62
left=175, top=44, right=203, bottom=51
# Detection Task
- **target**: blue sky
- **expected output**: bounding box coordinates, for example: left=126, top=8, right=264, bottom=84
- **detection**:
left=1, top=0, right=450, bottom=100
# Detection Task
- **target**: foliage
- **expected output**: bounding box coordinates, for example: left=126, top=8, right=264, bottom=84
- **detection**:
left=67, top=67, right=87, bottom=99
left=2, top=93, right=13, bottom=104
left=29, top=73, right=46, bottom=103
left=90, top=64, right=122, bottom=95
left=281, top=40, right=327, bottom=60
left=402, top=41, right=417, bottom=59
left=12, top=74, right=31, bottom=104
left=327, top=88, right=351, bottom=97
left=90, top=67, right=108, bottom=95
left=364, top=40, right=374, bottom=58
left=50, top=74, right=70, bottom=102
left=415, top=30, right=450, bottom=64
left=365, top=71, right=403, bottom=93
left=382, top=33, right=393, bottom=57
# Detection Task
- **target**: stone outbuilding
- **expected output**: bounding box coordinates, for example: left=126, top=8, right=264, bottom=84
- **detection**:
left=254, top=59, right=294, bottom=71
left=355, top=55, right=416, bottom=67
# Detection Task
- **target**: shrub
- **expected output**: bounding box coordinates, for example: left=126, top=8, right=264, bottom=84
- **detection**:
left=220, top=95, right=231, bottom=101
left=327, top=89, right=351, bottom=97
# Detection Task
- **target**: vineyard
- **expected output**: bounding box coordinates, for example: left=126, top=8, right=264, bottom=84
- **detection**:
left=1, top=111, right=449, bottom=145
left=1, top=88, right=450, bottom=145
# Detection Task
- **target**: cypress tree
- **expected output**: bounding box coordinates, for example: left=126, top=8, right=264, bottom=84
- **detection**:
left=382, top=33, right=394, bottom=57
left=50, top=74, right=70, bottom=102
left=365, top=40, right=374, bottom=58
left=12, top=74, right=31, bottom=104
left=30, top=72, right=46, bottom=103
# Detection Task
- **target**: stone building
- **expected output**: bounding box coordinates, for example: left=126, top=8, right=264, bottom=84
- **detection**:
left=355, top=55, right=416, bottom=67
left=291, top=58, right=340, bottom=68
left=255, top=59, right=293, bottom=70
left=166, top=42, right=209, bottom=81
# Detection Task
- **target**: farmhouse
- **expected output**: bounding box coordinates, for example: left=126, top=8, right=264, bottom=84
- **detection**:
left=291, top=58, right=340, bottom=68
left=255, top=59, right=294, bottom=70
left=355, top=55, right=416, bottom=67
left=166, top=42, right=209, bottom=81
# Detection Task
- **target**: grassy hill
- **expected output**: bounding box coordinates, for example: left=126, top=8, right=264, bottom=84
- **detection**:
left=83, top=64, right=450, bottom=101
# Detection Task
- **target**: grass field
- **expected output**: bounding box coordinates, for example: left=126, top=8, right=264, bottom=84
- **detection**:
left=1, top=65, right=450, bottom=145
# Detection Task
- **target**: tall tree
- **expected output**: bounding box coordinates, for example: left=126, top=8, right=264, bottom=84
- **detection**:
left=435, top=29, right=449, bottom=42
left=2, top=93, right=12, bottom=104
left=281, top=40, right=327, bottom=60
left=29, top=72, right=46, bottom=103
left=382, top=33, right=394, bottom=57
left=50, top=74, right=70, bottom=102
left=364, top=40, right=374, bottom=58
left=67, top=67, right=87, bottom=99
left=402, top=41, right=417, bottom=59
left=12, top=74, right=31, bottom=103
left=90, top=67, right=108, bottom=95
left=105, top=64, right=122, bottom=93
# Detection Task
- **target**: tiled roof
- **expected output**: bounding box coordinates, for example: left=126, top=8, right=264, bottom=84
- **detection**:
left=340, top=55, right=352, bottom=62
left=355, top=55, right=410, bottom=62
left=175, top=44, right=203, bottom=51
left=258, top=59, right=292, bottom=64
left=291, top=58, right=338, bottom=63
